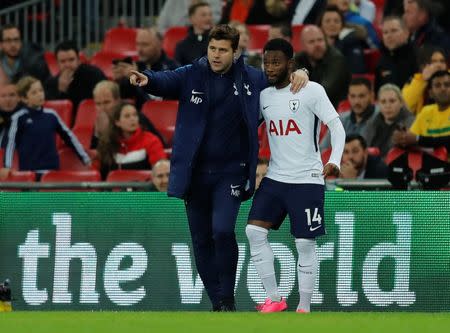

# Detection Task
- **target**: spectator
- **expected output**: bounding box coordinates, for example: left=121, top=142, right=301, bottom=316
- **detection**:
left=149, top=159, right=170, bottom=192
left=328, top=0, right=380, bottom=48
left=402, top=46, right=447, bottom=115
left=402, top=0, right=450, bottom=51
left=364, top=83, right=414, bottom=157
left=318, top=5, right=367, bottom=74
left=295, top=25, right=351, bottom=107
left=246, top=0, right=291, bottom=25
left=175, top=2, right=214, bottom=66
left=228, top=22, right=250, bottom=61
left=0, top=83, right=21, bottom=147
left=91, top=80, right=164, bottom=149
left=268, top=23, right=292, bottom=42
left=45, top=41, right=106, bottom=112
left=255, top=158, right=269, bottom=189
left=290, top=0, right=327, bottom=25
left=394, top=71, right=450, bottom=147
left=351, top=0, right=376, bottom=23
left=96, top=102, right=166, bottom=179
left=158, top=0, right=222, bottom=35
left=0, top=76, right=90, bottom=179
left=340, top=134, right=389, bottom=179
left=0, top=24, right=50, bottom=83
left=375, top=16, right=417, bottom=92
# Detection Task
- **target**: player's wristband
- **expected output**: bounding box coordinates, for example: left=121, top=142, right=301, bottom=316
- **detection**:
left=299, top=67, right=309, bottom=77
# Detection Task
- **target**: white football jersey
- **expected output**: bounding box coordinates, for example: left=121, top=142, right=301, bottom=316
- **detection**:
left=260, top=82, right=339, bottom=184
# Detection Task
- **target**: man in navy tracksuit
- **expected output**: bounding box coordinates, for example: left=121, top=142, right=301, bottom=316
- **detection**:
left=130, top=25, right=308, bottom=311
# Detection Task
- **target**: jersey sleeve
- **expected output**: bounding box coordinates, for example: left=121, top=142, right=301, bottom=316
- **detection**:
left=310, top=83, right=339, bottom=125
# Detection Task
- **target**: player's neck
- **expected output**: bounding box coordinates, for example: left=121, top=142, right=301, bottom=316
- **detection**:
left=275, top=76, right=290, bottom=90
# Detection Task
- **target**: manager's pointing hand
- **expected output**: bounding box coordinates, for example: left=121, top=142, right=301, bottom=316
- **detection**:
left=129, top=70, right=149, bottom=87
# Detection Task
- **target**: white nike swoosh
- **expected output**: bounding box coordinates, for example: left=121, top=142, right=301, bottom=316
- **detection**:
left=309, top=225, right=322, bottom=231
left=192, top=90, right=204, bottom=95
left=230, top=185, right=240, bottom=189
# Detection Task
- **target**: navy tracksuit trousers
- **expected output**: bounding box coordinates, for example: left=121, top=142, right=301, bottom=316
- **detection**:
left=185, top=172, right=245, bottom=308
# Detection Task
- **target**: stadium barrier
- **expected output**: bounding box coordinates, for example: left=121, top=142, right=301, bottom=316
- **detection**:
left=0, top=192, right=448, bottom=311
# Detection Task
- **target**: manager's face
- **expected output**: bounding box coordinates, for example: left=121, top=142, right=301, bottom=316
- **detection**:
left=207, top=39, right=235, bottom=74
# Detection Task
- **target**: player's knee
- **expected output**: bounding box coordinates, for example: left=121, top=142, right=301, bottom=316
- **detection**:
left=245, top=224, right=268, bottom=243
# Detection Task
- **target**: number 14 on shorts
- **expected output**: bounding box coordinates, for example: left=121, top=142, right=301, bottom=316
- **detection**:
left=305, top=208, right=322, bottom=231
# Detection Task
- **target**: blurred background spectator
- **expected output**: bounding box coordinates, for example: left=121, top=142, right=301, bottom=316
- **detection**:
left=149, top=159, right=170, bottom=192
left=0, top=82, right=20, bottom=147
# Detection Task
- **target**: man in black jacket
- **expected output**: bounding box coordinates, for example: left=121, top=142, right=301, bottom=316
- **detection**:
left=375, top=16, right=417, bottom=92
left=45, top=41, right=106, bottom=113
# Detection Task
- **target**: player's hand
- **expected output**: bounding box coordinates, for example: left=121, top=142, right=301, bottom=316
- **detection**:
left=129, top=70, right=148, bottom=87
left=322, top=163, right=340, bottom=178
left=289, top=69, right=309, bottom=93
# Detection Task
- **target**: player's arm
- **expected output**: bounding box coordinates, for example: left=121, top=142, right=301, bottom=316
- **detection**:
left=323, top=117, right=345, bottom=178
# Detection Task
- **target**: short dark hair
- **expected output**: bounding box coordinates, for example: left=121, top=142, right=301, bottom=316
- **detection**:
left=345, top=134, right=367, bottom=149
left=429, top=70, right=450, bottom=87
left=382, top=15, right=407, bottom=29
left=208, top=24, right=240, bottom=51
left=0, top=23, right=20, bottom=41
left=263, top=38, right=294, bottom=59
left=270, top=23, right=292, bottom=38
left=188, top=1, right=210, bottom=17
left=349, top=76, right=372, bottom=91
left=417, top=45, right=447, bottom=68
left=55, top=40, right=79, bottom=56
left=318, top=5, right=345, bottom=28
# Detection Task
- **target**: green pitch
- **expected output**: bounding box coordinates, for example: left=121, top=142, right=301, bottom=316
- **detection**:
left=1, top=312, right=449, bottom=333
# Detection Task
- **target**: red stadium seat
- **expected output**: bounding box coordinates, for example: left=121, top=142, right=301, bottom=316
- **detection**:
left=41, top=170, right=101, bottom=182
left=44, top=100, right=73, bottom=127
left=292, top=24, right=305, bottom=52
left=58, top=148, right=91, bottom=171
left=102, top=27, right=137, bottom=53
left=73, top=99, right=96, bottom=131
left=367, top=147, right=381, bottom=156
left=4, top=171, right=36, bottom=182
left=363, top=49, right=381, bottom=74
left=72, top=127, right=93, bottom=150
left=162, top=26, right=189, bottom=58
left=141, top=100, right=178, bottom=147
left=106, top=170, right=152, bottom=182
left=337, top=100, right=351, bottom=113
left=247, top=25, right=270, bottom=52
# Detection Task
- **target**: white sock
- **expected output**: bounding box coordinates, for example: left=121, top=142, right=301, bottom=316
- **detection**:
left=245, top=224, right=281, bottom=302
left=295, top=238, right=318, bottom=312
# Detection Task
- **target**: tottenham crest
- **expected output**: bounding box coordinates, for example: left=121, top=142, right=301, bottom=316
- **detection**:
left=289, top=99, right=300, bottom=113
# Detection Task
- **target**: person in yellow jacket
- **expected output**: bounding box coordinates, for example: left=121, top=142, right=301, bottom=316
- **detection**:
left=402, top=47, right=447, bottom=115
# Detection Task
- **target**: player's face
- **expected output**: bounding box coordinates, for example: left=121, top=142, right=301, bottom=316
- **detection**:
left=207, top=39, right=235, bottom=74
left=153, top=163, right=170, bottom=192
left=115, top=105, right=139, bottom=134
left=379, top=89, right=403, bottom=122
left=23, top=81, right=45, bottom=108
left=348, top=84, right=372, bottom=115
left=342, top=139, right=368, bottom=171
left=263, top=50, right=291, bottom=87
left=429, top=75, right=450, bottom=107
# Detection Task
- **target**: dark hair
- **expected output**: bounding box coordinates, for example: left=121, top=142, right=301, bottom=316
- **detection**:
left=318, top=5, right=345, bottom=28
left=270, top=23, right=292, bottom=38
left=416, top=45, right=447, bottom=68
left=97, top=102, right=138, bottom=168
left=208, top=24, right=240, bottom=51
left=0, top=23, right=20, bottom=41
left=429, top=70, right=450, bottom=87
left=349, top=76, right=372, bottom=91
left=55, top=40, right=79, bottom=56
left=345, top=134, right=367, bottom=149
left=263, top=38, right=294, bottom=59
left=381, top=15, right=406, bottom=29
left=188, top=1, right=210, bottom=17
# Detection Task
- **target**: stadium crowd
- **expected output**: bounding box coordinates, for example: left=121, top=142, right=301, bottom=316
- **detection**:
left=0, top=0, right=449, bottom=189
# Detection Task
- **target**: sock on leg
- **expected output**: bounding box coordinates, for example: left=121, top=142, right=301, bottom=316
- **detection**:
left=246, top=224, right=281, bottom=302
left=295, top=238, right=318, bottom=312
